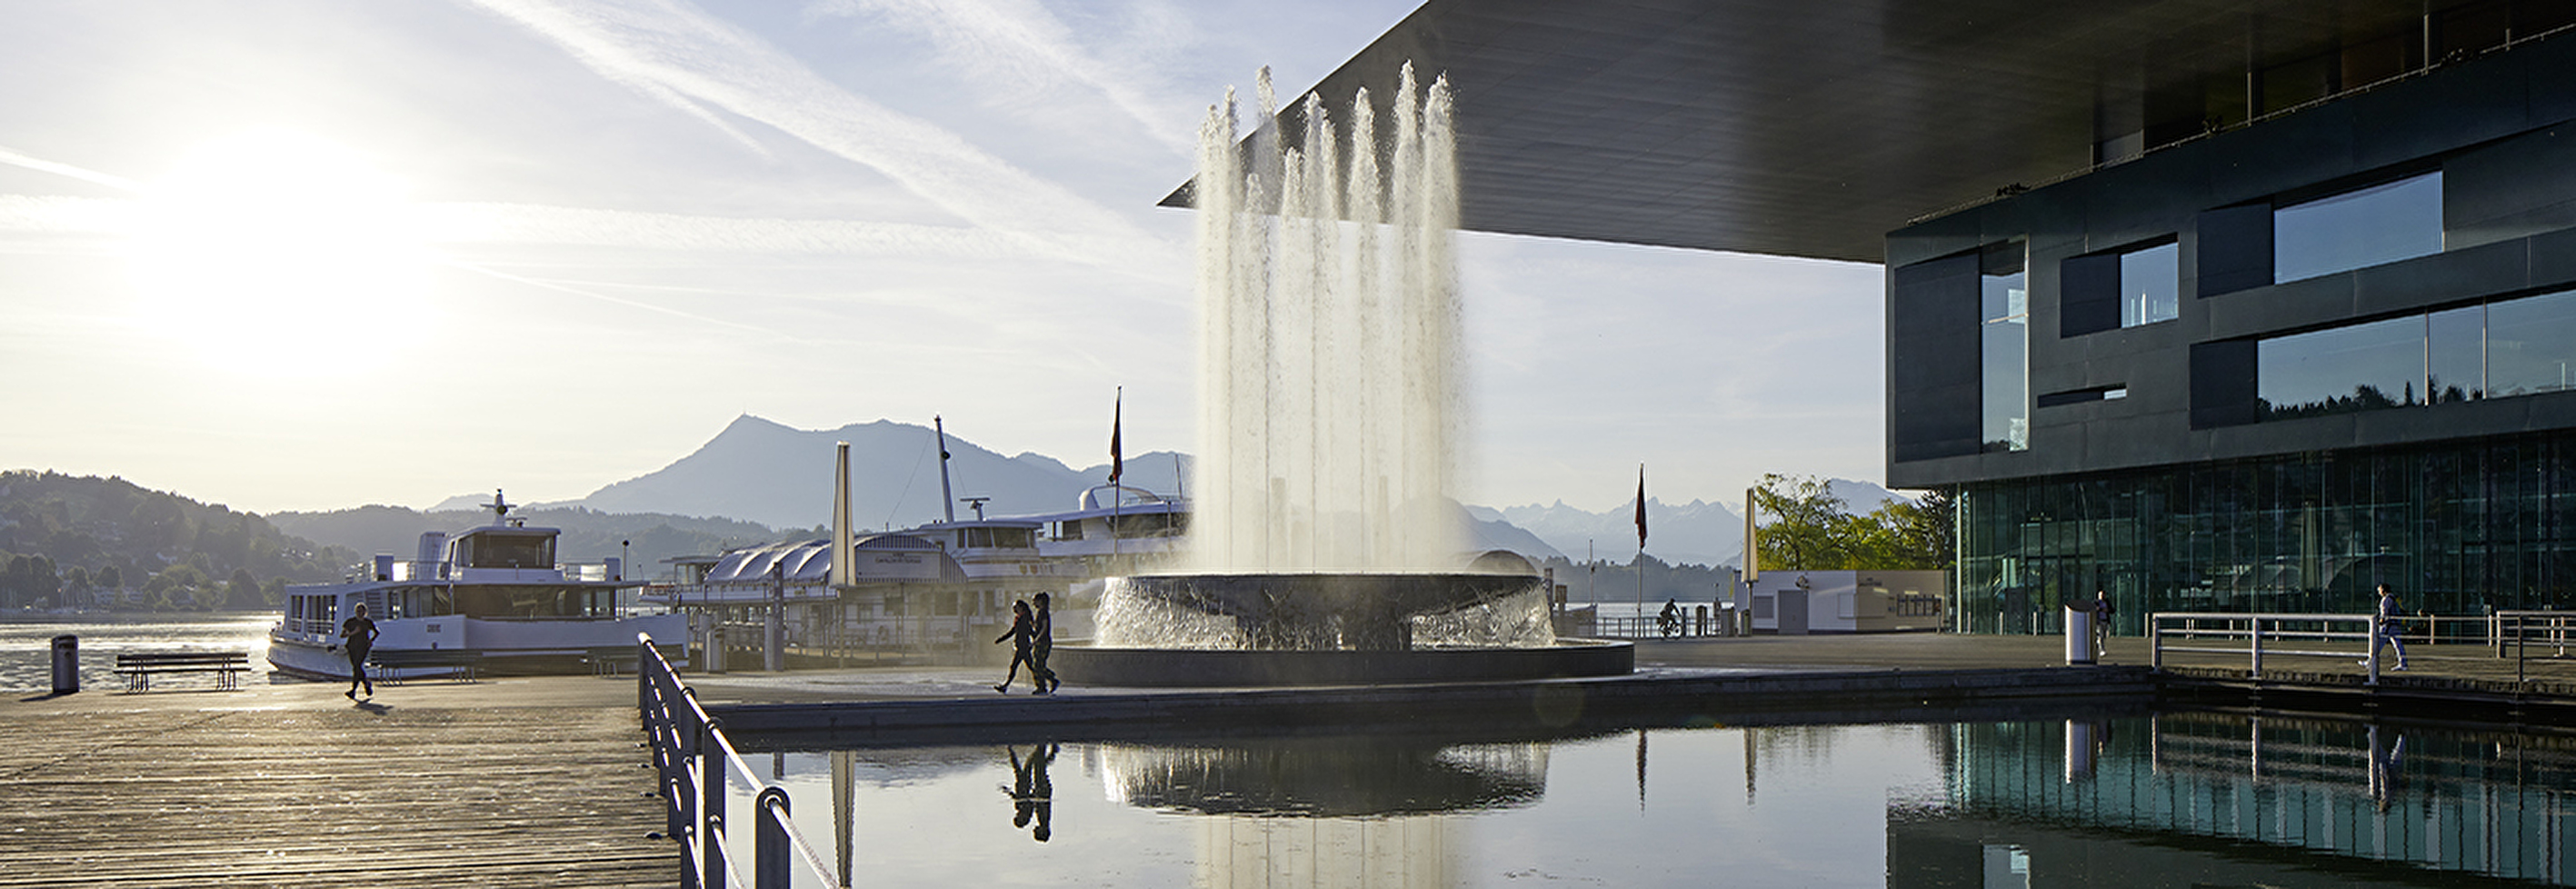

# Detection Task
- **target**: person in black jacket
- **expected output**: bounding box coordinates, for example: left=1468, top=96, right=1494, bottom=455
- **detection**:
left=993, top=599, right=1035, bottom=693
left=332, top=603, right=380, bottom=700
left=1031, top=592, right=1058, bottom=694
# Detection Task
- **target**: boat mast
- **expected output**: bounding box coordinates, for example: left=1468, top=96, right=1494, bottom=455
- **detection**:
left=934, top=416, right=957, bottom=524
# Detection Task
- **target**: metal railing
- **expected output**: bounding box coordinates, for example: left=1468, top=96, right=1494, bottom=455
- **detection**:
left=2151, top=611, right=2533, bottom=685
left=637, top=633, right=842, bottom=889
left=2490, top=610, right=2576, bottom=684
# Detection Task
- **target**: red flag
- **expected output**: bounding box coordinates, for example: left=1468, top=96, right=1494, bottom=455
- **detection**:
left=1109, top=387, right=1123, bottom=484
left=1634, top=464, right=1648, bottom=548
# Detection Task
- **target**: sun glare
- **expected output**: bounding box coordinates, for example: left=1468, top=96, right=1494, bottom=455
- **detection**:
left=126, top=129, right=433, bottom=374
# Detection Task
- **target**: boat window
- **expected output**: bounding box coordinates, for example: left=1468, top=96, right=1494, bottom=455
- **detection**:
left=993, top=527, right=1033, bottom=548
left=459, top=533, right=554, bottom=569
left=964, top=527, right=994, bottom=548
left=454, top=585, right=605, bottom=618
left=1057, top=521, right=1083, bottom=541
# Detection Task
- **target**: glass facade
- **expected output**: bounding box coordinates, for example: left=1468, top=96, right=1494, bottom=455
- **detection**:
left=2257, top=288, right=2576, bottom=419
left=1981, top=245, right=2028, bottom=452
left=2118, top=241, right=2178, bottom=327
left=2272, top=171, right=2442, bottom=284
left=1955, top=431, right=2576, bottom=635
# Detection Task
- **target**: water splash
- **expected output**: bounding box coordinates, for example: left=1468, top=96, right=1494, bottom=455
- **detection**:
left=1191, top=64, right=1464, bottom=573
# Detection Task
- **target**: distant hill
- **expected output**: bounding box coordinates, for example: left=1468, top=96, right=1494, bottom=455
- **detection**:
left=266, top=504, right=782, bottom=579
left=0, top=470, right=356, bottom=609
left=433, top=415, right=1193, bottom=532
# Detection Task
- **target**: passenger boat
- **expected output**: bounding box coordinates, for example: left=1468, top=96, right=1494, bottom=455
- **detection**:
left=267, top=492, right=687, bottom=680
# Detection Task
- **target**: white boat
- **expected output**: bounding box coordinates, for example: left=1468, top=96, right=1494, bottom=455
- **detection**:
left=267, top=492, right=686, bottom=680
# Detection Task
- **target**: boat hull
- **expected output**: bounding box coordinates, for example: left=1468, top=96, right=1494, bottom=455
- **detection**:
left=267, top=613, right=689, bottom=680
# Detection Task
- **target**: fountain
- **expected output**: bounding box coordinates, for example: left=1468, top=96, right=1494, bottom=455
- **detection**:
left=1053, top=66, right=1631, bottom=686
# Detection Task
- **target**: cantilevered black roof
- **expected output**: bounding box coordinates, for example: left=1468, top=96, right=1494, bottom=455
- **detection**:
left=1168, top=0, right=2554, bottom=264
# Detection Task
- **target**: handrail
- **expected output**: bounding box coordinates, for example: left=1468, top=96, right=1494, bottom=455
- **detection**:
left=637, top=632, right=844, bottom=889
left=2489, top=610, right=2576, bottom=684
left=2151, top=611, right=2551, bottom=686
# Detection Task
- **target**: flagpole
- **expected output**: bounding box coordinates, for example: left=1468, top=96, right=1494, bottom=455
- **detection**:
left=1109, top=386, right=1123, bottom=575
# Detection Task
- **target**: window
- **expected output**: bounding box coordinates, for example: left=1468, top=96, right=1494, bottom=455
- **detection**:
left=2120, top=243, right=2179, bottom=326
left=2490, top=290, right=2576, bottom=396
left=2060, top=239, right=2176, bottom=335
left=2273, top=171, right=2442, bottom=284
left=2256, top=288, right=2576, bottom=420
left=1981, top=244, right=2029, bottom=452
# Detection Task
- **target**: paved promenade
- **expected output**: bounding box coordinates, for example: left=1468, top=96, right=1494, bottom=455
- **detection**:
left=4, top=630, right=2566, bottom=886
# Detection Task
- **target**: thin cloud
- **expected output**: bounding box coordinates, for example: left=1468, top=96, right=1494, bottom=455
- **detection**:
left=804, top=0, right=1197, bottom=155
left=419, top=202, right=1037, bottom=260
left=0, top=146, right=143, bottom=193
left=463, top=0, right=1177, bottom=273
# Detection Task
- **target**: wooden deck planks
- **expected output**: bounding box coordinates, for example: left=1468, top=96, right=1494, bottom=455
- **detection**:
left=0, top=705, right=677, bottom=888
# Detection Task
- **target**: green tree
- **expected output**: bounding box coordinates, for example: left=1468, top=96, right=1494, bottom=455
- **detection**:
left=1752, top=474, right=1858, bottom=570
left=95, top=564, right=122, bottom=592
left=147, top=564, right=210, bottom=611
left=226, top=567, right=262, bottom=610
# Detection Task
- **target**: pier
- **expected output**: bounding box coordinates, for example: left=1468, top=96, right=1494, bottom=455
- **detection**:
left=0, top=679, right=675, bottom=888
left=5, top=630, right=2571, bottom=887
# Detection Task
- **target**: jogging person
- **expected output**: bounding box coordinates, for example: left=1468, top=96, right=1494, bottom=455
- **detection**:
left=333, top=603, right=380, bottom=699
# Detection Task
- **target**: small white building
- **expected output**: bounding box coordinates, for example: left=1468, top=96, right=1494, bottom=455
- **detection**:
left=1737, top=569, right=1947, bottom=634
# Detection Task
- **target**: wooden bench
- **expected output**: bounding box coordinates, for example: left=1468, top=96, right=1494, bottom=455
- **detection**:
left=584, top=647, right=637, bottom=676
left=115, top=652, right=249, bottom=692
left=365, top=649, right=483, bottom=684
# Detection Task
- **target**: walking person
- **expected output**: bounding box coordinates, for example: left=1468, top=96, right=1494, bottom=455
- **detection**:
left=993, top=599, right=1035, bottom=693
left=1031, top=591, right=1059, bottom=694
left=2365, top=584, right=2410, bottom=670
left=2091, top=590, right=2113, bottom=659
left=332, top=603, right=380, bottom=699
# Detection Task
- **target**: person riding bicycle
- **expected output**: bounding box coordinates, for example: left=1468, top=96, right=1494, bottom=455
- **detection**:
left=1657, top=598, right=1681, bottom=638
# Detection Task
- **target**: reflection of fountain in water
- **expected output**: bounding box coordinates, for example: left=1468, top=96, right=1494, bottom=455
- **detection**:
left=1097, top=739, right=1549, bottom=817
left=1093, top=739, right=1537, bottom=886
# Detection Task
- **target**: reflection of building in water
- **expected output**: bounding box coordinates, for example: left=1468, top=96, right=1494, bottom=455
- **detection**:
left=1889, top=714, right=2576, bottom=886
left=1096, top=739, right=1541, bottom=889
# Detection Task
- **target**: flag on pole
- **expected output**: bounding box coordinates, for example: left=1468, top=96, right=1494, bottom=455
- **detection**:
left=1634, top=464, right=1648, bottom=548
left=1109, top=386, right=1124, bottom=484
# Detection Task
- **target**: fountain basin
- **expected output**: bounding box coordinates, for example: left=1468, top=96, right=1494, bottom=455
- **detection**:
left=1051, top=638, right=1632, bottom=687
left=1103, top=572, right=1549, bottom=651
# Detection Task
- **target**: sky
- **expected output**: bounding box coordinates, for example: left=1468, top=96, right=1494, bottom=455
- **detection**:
left=0, top=0, right=1885, bottom=516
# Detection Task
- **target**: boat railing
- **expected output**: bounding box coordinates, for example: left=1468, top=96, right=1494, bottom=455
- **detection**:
left=637, top=632, right=842, bottom=889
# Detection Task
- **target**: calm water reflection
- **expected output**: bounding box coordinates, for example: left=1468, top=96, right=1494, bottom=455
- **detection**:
left=0, top=614, right=275, bottom=690
left=747, top=712, right=2574, bottom=887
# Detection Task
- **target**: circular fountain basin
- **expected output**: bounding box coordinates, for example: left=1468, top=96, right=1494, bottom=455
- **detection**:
left=1051, top=637, right=1633, bottom=687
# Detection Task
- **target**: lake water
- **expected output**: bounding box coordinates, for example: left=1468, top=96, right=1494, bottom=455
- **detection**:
left=736, top=712, right=2575, bottom=888
left=0, top=614, right=277, bottom=691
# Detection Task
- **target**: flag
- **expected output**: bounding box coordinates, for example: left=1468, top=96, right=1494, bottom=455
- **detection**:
left=1109, top=386, right=1123, bottom=484
left=1634, top=464, right=1648, bottom=548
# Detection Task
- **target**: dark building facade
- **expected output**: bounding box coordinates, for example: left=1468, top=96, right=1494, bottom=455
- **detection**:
left=1889, top=20, right=2576, bottom=634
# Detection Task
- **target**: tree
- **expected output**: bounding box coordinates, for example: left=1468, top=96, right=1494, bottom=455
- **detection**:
left=1751, top=474, right=1955, bottom=571
left=95, top=564, right=122, bottom=593
left=1752, top=474, right=1858, bottom=570
left=226, top=568, right=262, bottom=610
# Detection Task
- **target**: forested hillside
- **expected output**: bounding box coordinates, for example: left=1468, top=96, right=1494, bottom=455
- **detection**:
left=0, top=471, right=357, bottom=611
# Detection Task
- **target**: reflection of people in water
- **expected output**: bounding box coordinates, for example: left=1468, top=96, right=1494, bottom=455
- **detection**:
left=1004, top=744, right=1058, bottom=842
left=2368, top=724, right=2406, bottom=812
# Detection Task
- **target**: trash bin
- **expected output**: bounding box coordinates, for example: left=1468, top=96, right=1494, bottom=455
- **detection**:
left=51, top=634, right=78, bottom=694
left=2064, top=606, right=2096, bottom=664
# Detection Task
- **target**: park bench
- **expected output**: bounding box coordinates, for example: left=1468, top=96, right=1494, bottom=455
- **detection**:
left=366, top=649, right=483, bottom=684
left=114, top=652, right=250, bottom=692
left=584, top=646, right=637, bottom=676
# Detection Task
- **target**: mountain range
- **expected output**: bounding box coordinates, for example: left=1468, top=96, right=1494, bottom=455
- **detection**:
left=408, top=415, right=1904, bottom=570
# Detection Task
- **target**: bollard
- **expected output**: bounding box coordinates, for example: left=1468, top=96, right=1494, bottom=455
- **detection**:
left=51, top=635, right=78, bottom=694
left=2063, top=606, right=2095, bottom=664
